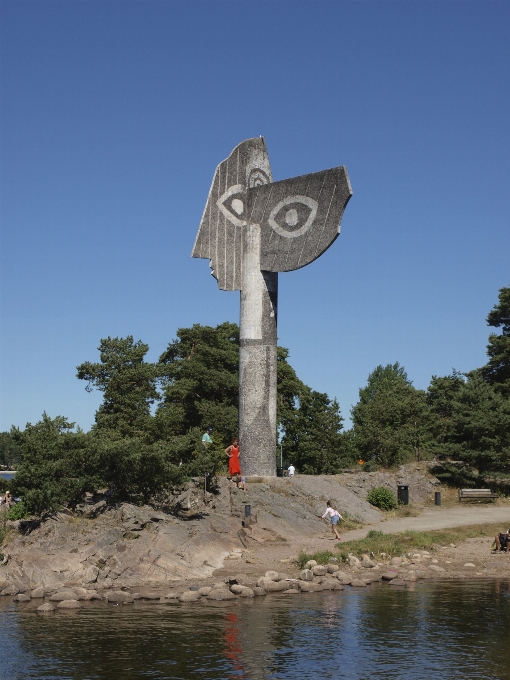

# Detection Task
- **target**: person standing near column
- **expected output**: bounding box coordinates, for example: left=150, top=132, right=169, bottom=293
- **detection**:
left=225, top=437, right=241, bottom=481
left=202, top=427, right=213, bottom=451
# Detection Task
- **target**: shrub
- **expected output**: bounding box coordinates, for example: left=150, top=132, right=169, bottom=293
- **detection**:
left=7, top=502, right=29, bottom=521
left=366, top=486, right=398, bottom=510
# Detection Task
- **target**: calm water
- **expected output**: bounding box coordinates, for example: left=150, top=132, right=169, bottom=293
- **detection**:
left=0, top=472, right=15, bottom=480
left=1, top=580, right=509, bottom=680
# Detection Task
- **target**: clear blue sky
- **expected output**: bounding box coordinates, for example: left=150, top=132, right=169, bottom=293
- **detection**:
left=1, top=1, right=509, bottom=432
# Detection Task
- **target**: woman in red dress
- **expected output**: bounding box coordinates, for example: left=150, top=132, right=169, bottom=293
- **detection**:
left=225, top=437, right=241, bottom=478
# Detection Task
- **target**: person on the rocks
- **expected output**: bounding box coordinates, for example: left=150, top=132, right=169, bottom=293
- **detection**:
left=225, top=437, right=241, bottom=480
left=495, top=528, right=510, bottom=553
left=320, top=500, right=343, bottom=540
left=202, top=427, right=213, bottom=450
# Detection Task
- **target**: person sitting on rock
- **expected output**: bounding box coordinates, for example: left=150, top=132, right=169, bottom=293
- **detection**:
left=320, top=500, right=343, bottom=540
left=495, top=528, right=510, bottom=553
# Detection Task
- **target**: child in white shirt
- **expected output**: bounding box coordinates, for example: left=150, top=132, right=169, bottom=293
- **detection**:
left=321, top=500, right=342, bottom=540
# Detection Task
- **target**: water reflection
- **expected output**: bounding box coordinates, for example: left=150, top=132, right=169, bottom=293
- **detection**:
left=0, top=581, right=508, bottom=679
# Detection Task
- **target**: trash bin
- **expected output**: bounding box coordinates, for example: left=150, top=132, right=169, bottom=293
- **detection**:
left=276, top=467, right=284, bottom=477
left=435, top=491, right=441, bottom=506
left=397, top=485, right=409, bottom=505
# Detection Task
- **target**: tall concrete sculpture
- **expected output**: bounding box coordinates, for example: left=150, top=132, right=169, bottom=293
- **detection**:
left=192, top=138, right=352, bottom=476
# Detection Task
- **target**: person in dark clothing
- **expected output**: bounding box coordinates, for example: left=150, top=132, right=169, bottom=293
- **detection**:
left=495, top=528, right=510, bottom=552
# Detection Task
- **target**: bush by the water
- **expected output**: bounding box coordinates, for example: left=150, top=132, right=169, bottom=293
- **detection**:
left=367, top=486, right=398, bottom=510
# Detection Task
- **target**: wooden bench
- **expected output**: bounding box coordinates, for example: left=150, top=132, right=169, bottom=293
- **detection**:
left=458, top=488, right=498, bottom=502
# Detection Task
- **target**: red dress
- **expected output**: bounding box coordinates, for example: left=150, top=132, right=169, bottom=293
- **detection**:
left=229, top=446, right=241, bottom=476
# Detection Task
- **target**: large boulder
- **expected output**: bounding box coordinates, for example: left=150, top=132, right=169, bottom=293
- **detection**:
left=299, top=569, right=313, bottom=582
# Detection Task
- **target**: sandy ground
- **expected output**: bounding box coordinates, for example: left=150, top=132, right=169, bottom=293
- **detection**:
left=212, top=503, right=510, bottom=584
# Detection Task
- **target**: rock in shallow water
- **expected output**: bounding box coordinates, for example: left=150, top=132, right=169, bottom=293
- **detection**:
left=37, top=603, right=55, bottom=612
left=350, top=579, right=367, bottom=587
left=57, top=600, right=82, bottom=609
left=179, top=591, right=202, bottom=602
left=13, top=593, right=31, bottom=602
left=207, top=589, right=236, bottom=601
left=106, top=591, right=134, bottom=604
left=49, top=590, right=80, bottom=602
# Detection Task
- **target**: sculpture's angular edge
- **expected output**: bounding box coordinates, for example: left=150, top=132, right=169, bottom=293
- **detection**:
left=191, top=137, right=273, bottom=291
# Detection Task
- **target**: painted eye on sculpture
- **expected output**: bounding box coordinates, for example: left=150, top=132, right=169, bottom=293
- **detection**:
left=268, top=195, right=318, bottom=238
left=248, top=168, right=270, bottom=188
left=216, top=184, right=246, bottom=226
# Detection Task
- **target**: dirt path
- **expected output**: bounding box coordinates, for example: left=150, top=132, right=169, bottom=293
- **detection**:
left=216, top=504, right=510, bottom=580
left=340, top=505, right=510, bottom=542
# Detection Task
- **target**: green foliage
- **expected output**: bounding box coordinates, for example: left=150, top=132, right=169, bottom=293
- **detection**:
left=481, top=286, right=510, bottom=396
left=0, top=432, right=22, bottom=469
left=337, top=526, right=499, bottom=560
left=156, top=323, right=239, bottom=443
left=10, top=414, right=102, bottom=515
left=77, top=336, right=162, bottom=438
left=298, top=550, right=333, bottom=568
left=7, top=502, right=29, bottom=520
left=351, top=363, right=431, bottom=467
left=427, top=371, right=510, bottom=489
left=281, top=387, right=353, bottom=474
left=366, top=486, right=398, bottom=510
left=87, top=434, right=187, bottom=503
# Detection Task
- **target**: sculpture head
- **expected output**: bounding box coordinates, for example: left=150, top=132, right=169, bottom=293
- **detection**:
left=192, top=138, right=352, bottom=289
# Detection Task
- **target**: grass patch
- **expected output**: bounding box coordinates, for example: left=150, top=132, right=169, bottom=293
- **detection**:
left=298, top=523, right=502, bottom=567
left=298, top=550, right=334, bottom=569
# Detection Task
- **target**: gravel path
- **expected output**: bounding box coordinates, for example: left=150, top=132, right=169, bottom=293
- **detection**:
left=340, top=505, right=510, bottom=542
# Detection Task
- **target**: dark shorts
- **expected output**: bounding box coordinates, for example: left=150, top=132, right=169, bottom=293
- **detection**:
left=499, top=533, right=508, bottom=546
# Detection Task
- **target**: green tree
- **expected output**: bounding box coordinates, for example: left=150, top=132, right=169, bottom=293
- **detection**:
left=281, top=387, right=351, bottom=474
left=77, top=336, right=161, bottom=438
left=481, top=286, right=510, bottom=396
left=9, top=413, right=101, bottom=515
left=0, top=432, right=22, bottom=469
left=156, top=323, right=239, bottom=442
left=428, top=372, right=510, bottom=488
left=351, top=363, right=431, bottom=467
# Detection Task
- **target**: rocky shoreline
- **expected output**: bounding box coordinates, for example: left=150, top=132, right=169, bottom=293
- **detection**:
left=2, top=549, right=510, bottom=614
left=1, top=465, right=509, bottom=600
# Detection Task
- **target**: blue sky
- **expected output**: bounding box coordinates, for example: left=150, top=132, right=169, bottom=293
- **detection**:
left=1, top=0, right=509, bottom=432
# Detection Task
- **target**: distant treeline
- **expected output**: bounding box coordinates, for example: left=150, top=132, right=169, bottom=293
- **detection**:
left=4, top=287, right=509, bottom=515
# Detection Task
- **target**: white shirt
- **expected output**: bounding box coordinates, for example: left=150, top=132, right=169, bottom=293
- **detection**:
left=288, top=465, right=295, bottom=476
left=322, top=507, right=342, bottom=519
